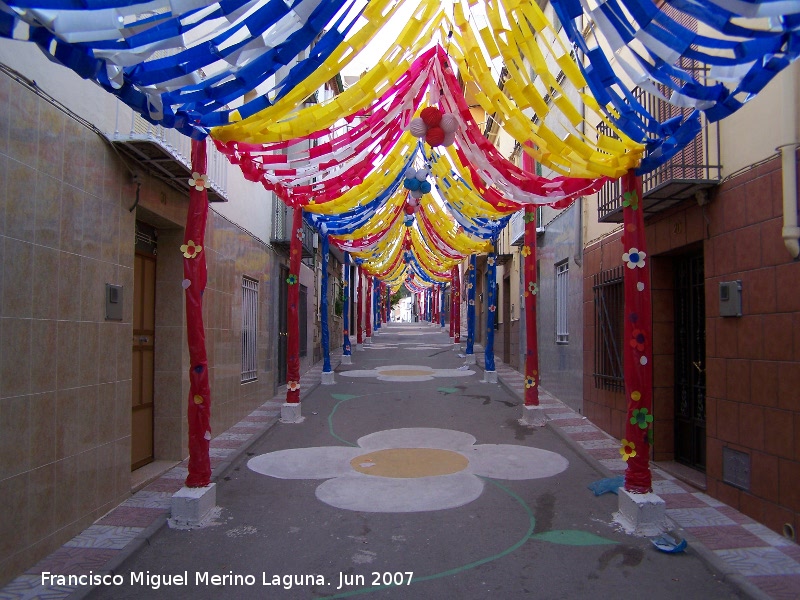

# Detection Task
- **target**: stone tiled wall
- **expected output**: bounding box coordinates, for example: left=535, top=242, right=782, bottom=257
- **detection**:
left=582, top=153, right=800, bottom=538
left=0, top=71, right=283, bottom=585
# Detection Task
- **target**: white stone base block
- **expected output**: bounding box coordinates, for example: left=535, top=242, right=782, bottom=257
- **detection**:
left=170, top=483, right=216, bottom=528
left=356, top=343, right=364, bottom=351
left=519, top=405, right=548, bottom=427
left=364, top=337, right=371, bottom=346
left=613, top=488, right=668, bottom=537
left=453, top=342, right=461, bottom=352
left=483, top=370, right=498, bottom=383
left=465, top=354, right=476, bottom=365
left=280, top=402, right=305, bottom=424
left=342, top=354, right=352, bottom=364
left=321, top=371, right=335, bottom=385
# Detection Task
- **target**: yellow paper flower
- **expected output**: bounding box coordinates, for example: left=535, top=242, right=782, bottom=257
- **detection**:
left=620, top=439, right=637, bottom=461
left=521, top=245, right=531, bottom=257
left=180, top=240, right=203, bottom=258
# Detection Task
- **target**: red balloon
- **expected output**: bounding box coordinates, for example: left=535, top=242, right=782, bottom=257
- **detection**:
left=425, top=126, right=445, bottom=147
left=404, top=203, right=415, bottom=214
left=420, top=106, right=442, bottom=128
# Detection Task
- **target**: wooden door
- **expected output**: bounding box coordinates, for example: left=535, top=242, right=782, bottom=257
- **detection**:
left=132, top=253, right=155, bottom=470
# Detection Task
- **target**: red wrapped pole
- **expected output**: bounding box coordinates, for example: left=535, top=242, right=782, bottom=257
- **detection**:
left=184, top=139, right=211, bottom=487
left=523, top=205, right=540, bottom=406
left=453, top=266, right=461, bottom=343
left=366, top=275, right=372, bottom=339
left=356, top=266, right=363, bottom=346
left=285, top=206, right=303, bottom=403
left=621, top=171, right=654, bottom=493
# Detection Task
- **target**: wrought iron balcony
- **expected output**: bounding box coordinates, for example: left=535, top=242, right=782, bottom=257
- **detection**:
left=107, top=104, right=229, bottom=203
left=271, top=202, right=315, bottom=259
left=597, top=70, right=721, bottom=223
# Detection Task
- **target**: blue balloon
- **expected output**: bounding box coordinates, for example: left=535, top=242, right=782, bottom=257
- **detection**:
left=404, top=177, right=420, bottom=191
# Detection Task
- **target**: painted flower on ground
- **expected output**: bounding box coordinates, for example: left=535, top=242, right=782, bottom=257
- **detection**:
left=188, top=172, right=208, bottom=191
left=525, top=376, right=536, bottom=389
left=180, top=240, right=202, bottom=258
left=622, top=190, right=639, bottom=210
left=248, top=428, right=569, bottom=513
left=287, top=381, right=300, bottom=392
left=623, top=248, right=646, bottom=269
left=286, top=274, right=298, bottom=285
left=620, top=439, right=637, bottom=461
left=631, top=408, right=653, bottom=429
left=342, top=365, right=474, bottom=382
left=630, top=328, right=646, bottom=352
left=521, top=245, right=531, bottom=257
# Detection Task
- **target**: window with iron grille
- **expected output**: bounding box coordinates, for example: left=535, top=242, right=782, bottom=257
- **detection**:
left=241, top=277, right=258, bottom=383
left=593, top=266, right=624, bottom=390
left=555, top=260, right=569, bottom=343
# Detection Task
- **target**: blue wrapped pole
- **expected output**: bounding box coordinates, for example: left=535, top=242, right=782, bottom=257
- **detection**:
left=465, top=254, right=477, bottom=357
left=485, top=243, right=497, bottom=372
left=320, top=232, right=331, bottom=373
left=374, top=278, right=381, bottom=330
left=342, top=253, right=351, bottom=357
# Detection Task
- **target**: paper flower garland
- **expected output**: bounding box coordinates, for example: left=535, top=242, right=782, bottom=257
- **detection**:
left=408, top=106, right=458, bottom=147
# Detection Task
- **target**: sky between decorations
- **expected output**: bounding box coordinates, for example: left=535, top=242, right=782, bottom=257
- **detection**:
left=1, top=0, right=797, bottom=289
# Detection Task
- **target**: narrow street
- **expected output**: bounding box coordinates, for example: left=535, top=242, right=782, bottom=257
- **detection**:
left=87, top=323, right=742, bottom=600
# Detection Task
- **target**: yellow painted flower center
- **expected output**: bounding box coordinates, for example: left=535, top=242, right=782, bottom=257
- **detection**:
left=351, top=448, right=468, bottom=478
left=380, top=369, right=432, bottom=377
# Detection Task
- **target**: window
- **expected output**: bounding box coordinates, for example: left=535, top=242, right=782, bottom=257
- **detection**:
left=555, top=260, right=569, bottom=343
left=241, top=276, right=258, bottom=383
left=593, top=267, right=624, bottom=390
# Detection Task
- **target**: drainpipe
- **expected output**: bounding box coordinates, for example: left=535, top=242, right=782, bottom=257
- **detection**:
left=780, top=61, right=799, bottom=260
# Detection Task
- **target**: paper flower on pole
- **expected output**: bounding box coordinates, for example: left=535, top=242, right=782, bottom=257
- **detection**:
left=287, top=381, right=300, bottom=392
left=286, top=274, right=298, bottom=285
left=189, top=172, right=208, bottom=191
left=630, top=329, right=646, bottom=352
left=180, top=240, right=202, bottom=258
left=631, top=408, right=654, bottom=429
left=620, top=439, right=637, bottom=461
left=623, top=248, right=647, bottom=269
left=521, top=245, right=531, bottom=257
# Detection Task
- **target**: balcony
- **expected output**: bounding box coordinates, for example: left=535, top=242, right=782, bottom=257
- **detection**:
left=597, top=69, right=721, bottom=223
left=107, top=104, right=229, bottom=203
left=271, top=202, right=315, bottom=259
left=509, top=207, right=545, bottom=246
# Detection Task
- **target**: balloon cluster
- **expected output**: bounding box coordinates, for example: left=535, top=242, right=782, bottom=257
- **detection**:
left=408, top=106, right=458, bottom=147
left=402, top=166, right=431, bottom=227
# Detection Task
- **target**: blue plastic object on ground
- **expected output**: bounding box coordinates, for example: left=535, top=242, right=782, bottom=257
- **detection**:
left=587, top=476, right=625, bottom=496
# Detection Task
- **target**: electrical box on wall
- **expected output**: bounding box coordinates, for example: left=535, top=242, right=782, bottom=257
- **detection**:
left=719, top=280, right=742, bottom=317
left=105, top=284, right=123, bottom=321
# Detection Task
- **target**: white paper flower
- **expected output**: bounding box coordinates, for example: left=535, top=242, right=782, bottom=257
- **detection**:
left=622, top=248, right=647, bottom=269
left=248, top=428, right=569, bottom=513
left=188, top=172, right=208, bottom=191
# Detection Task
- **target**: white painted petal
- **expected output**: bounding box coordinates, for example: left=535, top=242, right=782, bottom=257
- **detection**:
left=464, top=445, right=569, bottom=480
left=247, top=447, right=364, bottom=479
left=315, top=472, right=484, bottom=512
left=357, top=427, right=477, bottom=450
left=432, top=368, right=475, bottom=377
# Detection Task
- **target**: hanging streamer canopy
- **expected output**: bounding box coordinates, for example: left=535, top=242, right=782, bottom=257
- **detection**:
left=3, top=0, right=796, bottom=279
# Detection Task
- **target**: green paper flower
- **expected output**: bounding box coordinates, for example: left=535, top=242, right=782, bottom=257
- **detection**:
left=622, top=190, right=639, bottom=210
left=631, top=408, right=653, bottom=429
left=286, top=274, right=298, bottom=285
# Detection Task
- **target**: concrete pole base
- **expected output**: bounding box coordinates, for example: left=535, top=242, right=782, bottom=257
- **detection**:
left=364, top=337, right=372, bottom=346
left=483, top=370, right=498, bottom=383
left=341, top=355, right=352, bottom=365
left=280, top=402, right=305, bottom=424
left=169, top=483, right=216, bottom=529
left=321, top=371, right=335, bottom=385
left=453, top=342, right=461, bottom=352
left=519, top=405, right=548, bottom=427
left=613, top=488, right=668, bottom=537
left=465, top=353, right=476, bottom=365
left=356, top=343, right=364, bottom=351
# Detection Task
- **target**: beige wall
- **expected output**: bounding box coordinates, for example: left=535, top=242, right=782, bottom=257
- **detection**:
left=0, top=67, right=283, bottom=585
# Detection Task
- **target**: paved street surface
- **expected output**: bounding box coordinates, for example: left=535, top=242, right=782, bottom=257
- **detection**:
left=85, top=323, right=743, bottom=600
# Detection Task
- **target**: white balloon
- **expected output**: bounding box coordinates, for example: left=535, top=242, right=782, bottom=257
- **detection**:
left=415, top=168, right=430, bottom=181
left=442, top=130, right=456, bottom=147
left=410, top=189, right=424, bottom=199
left=440, top=113, right=458, bottom=134
left=408, top=117, right=427, bottom=138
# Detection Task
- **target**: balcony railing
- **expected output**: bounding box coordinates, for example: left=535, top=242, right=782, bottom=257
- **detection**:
left=597, top=63, right=721, bottom=223
left=271, top=202, right=315, bottom=259
left=107, top=104, right=229, bottom=203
